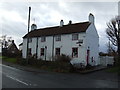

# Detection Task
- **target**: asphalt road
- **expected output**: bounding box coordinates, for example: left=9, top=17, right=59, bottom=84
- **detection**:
left=1, top=61, right=118, bottom=88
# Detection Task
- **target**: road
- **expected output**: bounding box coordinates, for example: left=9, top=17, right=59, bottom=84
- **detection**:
left=1, top=61, right=118, bottom=88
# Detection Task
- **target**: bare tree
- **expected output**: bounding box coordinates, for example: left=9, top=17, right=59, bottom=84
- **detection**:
left=106, top=16, right=120, bottom=64
left=0, top=35, right=13, bottom=48
left=106, top=39, right=116, bottom=56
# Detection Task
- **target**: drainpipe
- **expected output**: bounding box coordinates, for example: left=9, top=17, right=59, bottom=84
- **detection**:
left=52, top=35, right=54, bottom=61
left=86, top=46, right=90, bottom=65
left=36, top=37, right=38, bottom=59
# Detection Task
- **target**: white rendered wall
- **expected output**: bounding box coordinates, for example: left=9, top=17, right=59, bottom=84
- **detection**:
left=85, top=23, right=99, bottom=66
left=22, top=33, right=86, bottom=62
left=22, top=39, right=27, bottom=58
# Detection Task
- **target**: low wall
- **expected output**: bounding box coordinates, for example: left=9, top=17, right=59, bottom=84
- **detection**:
left=99, top=56, right=114, bottom=66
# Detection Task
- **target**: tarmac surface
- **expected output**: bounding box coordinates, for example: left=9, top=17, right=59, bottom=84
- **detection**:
left=1, top=58, right=119, bottom=88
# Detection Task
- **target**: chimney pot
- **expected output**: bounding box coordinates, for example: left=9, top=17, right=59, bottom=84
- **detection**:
left=89, top=13, right=94, bottom=24
left=68, top=20, right=72, bottom=24
left=60, top=20, right=64, bottom=27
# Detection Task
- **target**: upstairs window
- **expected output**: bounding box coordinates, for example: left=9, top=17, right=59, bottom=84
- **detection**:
left=72, top=34, right=78, bottom=40
left=55, top=35, right=61, bottom=41
left=55, top=48, right=60, bottom=56
left=72, top=48, right=78, bottom=57
left=28, top=38, right=32, bottom=43
left=41, top=37, right=46, bottom=42
left=41, top=48, right=44, bottom=56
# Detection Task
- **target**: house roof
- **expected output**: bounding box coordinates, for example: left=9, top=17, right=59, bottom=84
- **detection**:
left=23, top=21, right=91, bottom=38
left=19, top=43, right=23, bottom=46
left=7, top=41, right=19, bottom=51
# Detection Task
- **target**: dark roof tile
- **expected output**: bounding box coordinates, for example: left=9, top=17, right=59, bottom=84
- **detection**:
left=23, top=21, right=91, bottom=38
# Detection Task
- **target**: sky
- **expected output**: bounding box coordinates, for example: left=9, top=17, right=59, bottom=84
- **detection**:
left=0, top=0, right=119, bottom=52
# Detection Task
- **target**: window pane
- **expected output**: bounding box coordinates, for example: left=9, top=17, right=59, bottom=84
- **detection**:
left=28, top=38, right=32, bottom=43
left=41, top=48, right=44, bottom=56
left=28, top=48, right=31, bottom=55
left=55, top=35, right=61, bottom=41
left=55, top=48, right=60, bottom=55
left=41, top=37, right=46, bottom=42
left=72, top=48, right=78, bottom=57
left=72, top=34, right=78, bottom=40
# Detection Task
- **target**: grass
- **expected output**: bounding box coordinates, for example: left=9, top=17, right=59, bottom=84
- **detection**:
left=106, top=66, right=119, bottom=73
left=2, top=56, right=17, bottom=63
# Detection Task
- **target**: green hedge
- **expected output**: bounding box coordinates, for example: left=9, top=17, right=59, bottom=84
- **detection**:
left=16, top=57, right=73, bottom=73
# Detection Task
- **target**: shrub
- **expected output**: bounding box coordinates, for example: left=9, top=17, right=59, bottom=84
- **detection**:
left=3, top=51, right=22, bottom=58
left=16, top=58, right=27, bottom=66
left=55, top=54, right=71, bottom=62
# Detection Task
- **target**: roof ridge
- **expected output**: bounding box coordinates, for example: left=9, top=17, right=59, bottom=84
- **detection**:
left=36, top=21, right=90, bottom=30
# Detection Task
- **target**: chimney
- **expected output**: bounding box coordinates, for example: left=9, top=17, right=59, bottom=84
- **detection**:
left=60, top=20, right=64, bottom=27
left=31, top=24, right=37, bottom=31
left=68, top=20, right=72, bottom=25
left=89, top=13, right=94, bottom=24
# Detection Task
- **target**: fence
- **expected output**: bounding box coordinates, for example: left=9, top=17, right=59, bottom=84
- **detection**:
left=99, top=56, right=114, bottom=66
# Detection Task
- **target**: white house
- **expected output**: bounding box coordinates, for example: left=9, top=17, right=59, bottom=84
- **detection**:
left=22, top=13, right=99, bottom=66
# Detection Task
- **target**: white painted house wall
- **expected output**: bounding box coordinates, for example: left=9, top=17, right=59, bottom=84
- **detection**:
left=23, top=33, right=86, bottom=62
left=85, top=14, right=99, bottom=66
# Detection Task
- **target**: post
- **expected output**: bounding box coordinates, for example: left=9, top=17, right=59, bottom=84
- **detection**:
left=26, top=7, right=31, bottom=63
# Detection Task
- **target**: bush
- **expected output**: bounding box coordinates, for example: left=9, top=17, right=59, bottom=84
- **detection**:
left=55, top=54, right=71, bottom=62
left=3, top=51, right=22, bottom=58
left=16, top=56, right=73, bottom=73
left=16, top=58, right=27, bottom=66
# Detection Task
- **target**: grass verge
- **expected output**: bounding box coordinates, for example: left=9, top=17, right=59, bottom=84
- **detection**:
left=2, top=56, right=17, bottom=63
left=106, top=66, right=119, bottom=73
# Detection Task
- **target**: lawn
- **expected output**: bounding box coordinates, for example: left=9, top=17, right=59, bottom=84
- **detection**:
left=106, top=66, right=119, bottom=73
left=2, top=56, right=17, bottom=63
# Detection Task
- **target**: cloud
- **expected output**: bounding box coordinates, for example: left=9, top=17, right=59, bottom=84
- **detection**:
left=1, top=2, right=118, bottom=52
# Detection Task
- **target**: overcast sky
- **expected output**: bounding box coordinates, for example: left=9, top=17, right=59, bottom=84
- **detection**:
left=0, top=1, right=119, bottom=52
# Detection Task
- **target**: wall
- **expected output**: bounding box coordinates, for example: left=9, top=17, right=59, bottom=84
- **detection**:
left=22, top=33, right=86, bottom=63
left=99, top=56, right=114, bottom=66
left=85, top=23, right=99, bottom=66
left=22, top=39, right=27, bottom=58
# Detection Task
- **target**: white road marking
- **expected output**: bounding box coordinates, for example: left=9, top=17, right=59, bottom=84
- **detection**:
left=1, top=64, right=38, bottom=87
left=6, top=75, right=29, bottom=86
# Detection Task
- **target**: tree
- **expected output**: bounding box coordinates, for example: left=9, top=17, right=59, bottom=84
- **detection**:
left=0, top=35, right=13, bottom=48
left=106, top=16, right=120, bottom=65
left=106, top=39, right=116, bottom=55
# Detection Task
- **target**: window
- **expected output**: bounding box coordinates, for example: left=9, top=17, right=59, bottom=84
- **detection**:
left=41, top=37, right=46, bottom=42
left=72, top=48, right=78, bottom=57
left=55, top=48, right=60, bottom=55
left=28, top=48, right=31, bottom=55
left=41, top=48, right=44, bottom=56
left=28, top=38, right=32, bottom=43
left=55, top=35, right=61, bottom=41
left=72, top=34, right=78, bottom=40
